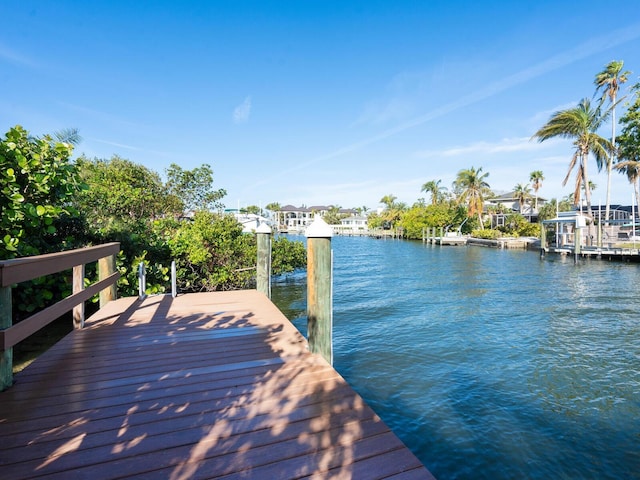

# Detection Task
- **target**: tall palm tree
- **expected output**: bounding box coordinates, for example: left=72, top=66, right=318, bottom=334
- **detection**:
left=532, top=98, right=611, bottom=218
left=529, top=170, right=544, bottom=211
left=421, top=179, right=447, bottom=205
left=594, top=60, right=630, bottom=224
left=513, top=183, right=532, bottom=214
left=454, top=166, right=491, bottom=229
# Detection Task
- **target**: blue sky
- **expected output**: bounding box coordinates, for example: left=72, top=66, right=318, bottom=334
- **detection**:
left=2, top=1, right=640, bottom=211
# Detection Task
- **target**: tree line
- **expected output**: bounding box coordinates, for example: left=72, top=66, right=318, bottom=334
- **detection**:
left=1, top=125, right=306, bottom=321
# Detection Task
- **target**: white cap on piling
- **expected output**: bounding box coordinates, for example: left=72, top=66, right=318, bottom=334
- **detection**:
left=256, top=222, right=272, bottom=234
left=305, top=215, right=333, bottom=238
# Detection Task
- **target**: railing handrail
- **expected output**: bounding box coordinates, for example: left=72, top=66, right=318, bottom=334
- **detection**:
left=1, top=242, right=121, bottom=391
left=0, top=242, right=120, bottom=287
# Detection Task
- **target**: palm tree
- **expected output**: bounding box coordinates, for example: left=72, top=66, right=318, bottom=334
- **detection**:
left=380, top=194, right=397, bottom=210
left=513, top=183, right=532, bottom=214
left=595, top=60, right=631, bottom=224
left=265, top=202, right=281, bottom=228
left=529, top=170, right=544, bottom=211
left=421, top=179, right=447, bottom=205
left=532, top=98, right=611, bottom=217
left=454, top=166, right=491, bottom=229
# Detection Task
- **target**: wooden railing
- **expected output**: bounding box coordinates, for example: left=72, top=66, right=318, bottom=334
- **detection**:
left=0, top=242, right=120, bottom=390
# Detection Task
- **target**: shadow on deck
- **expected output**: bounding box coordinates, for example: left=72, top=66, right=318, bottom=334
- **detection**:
left=0, top=290, right=434, bottom=479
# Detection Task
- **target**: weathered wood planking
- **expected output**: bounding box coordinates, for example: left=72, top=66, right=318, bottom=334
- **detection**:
left=0, top=290, right=435, bottom=479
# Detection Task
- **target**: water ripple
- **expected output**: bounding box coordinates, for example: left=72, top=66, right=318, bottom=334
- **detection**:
left=272, top=236, right=640, bottom=480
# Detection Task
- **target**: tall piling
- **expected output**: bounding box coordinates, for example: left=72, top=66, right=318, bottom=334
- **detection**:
left=305, top=216, right=333, bottom=365
left=256, top=222, right=272, bottom=299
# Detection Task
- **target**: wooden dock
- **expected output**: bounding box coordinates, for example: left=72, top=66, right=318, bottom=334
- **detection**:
left=0, top=290, right=433, bottom=479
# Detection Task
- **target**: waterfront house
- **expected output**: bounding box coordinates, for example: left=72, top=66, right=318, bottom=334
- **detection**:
left=279, top=205, right=357, bottom=233
left=333, top=215, right=369, bottom=235
left=487, top=191, right=547, bottom=228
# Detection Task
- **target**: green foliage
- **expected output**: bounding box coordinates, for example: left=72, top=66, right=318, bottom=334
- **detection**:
left=618, top=82, right=640, bottom=165
left=472, top=229, right=502, bottom=239
left=0, top=126, right=85, bottom=320
left=518, top=222, right=542, bottom=237
left=454, top=166, right=492, bottom=229
left=489, top=214, right=541, bottom=238
left=367, top=212, right=383, bottom=230
left=4, top=132, right=307, bottom=306
left=397, top=203, right=467, bottom=239
left=272, top=236, right=307, bottom=274
left=0, top=125, right=81, bottom=259
left=537, top=198, right=573, bottom=222
left=242, top=205, right=263, bottom=216
left=169, top=212, right=255, bottom=291
left=75, top=155, right=180, bottom=228
left=533, top=98, right=611, bottom=213
left=165, top=163, right=226, bottom=212
left=323, top=206, right=346, bottom=225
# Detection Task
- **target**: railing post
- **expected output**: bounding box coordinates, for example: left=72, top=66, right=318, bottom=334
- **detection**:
left=99, top=253, right=117, bottom=307
left=256, top=222, right=272, bottom=298
left=73, top=264, right=85, bottom=329
left=305, top=216, right=333, bottom=365
left=0, top=285, right=12, bottom=391
left=138, top=262, right=147, bottom=300
left=171, top=260, right=177, bottom=298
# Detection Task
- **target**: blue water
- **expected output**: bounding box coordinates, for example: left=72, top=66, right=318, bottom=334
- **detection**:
left=271, top=235, right=640, bottom=480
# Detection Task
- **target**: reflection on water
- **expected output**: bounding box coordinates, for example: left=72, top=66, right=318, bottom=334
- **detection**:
left=272, top=236, right=640, bottom=480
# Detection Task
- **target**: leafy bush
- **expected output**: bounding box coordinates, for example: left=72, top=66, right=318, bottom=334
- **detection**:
left=1, top=126, right=81, bottom=259
left=272, top=236, right=307, bottom=274
left=471, top=229, right=502, bottom=239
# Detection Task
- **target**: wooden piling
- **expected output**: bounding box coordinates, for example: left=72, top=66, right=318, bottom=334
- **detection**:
left=99, top=253, right=117, bottom=307
left=256, top=223, right=272, bottom=299
left=305, top=216, right=333, bottom=365
left=73, top=264, right=85, bottom=329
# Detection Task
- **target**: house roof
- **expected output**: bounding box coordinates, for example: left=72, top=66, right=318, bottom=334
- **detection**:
left=488, top=191, right=547, bottom=202
left=280, top=205, right=357, bottom=214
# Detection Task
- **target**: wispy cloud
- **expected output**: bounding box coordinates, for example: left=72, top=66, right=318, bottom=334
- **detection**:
left=233, top=96, right=252, bottom=124
left=89, top=138, right=143, bottom=151
left=0, top=43, right=38, bottom=68
left=57, top=101, right=146, bottom=130
left=529, top=101, right=581, bottom=125
left=415, top=137, right=564, bottom=158
left=353, top=70, right=432, bottom=126
left=242, top=22, right=640, bottom=193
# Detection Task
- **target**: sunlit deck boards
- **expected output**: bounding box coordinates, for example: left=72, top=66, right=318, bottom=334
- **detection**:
left=0, top=290, right=434, bottom=479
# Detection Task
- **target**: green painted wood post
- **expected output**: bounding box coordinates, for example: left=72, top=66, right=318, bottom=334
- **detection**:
left=256, top=222, right=272, bottom=298
left=0, top=286, right=12, bottom=391
left=99, top=253, right=117, bottom=308
left=306, top=216, right=333, bottom=365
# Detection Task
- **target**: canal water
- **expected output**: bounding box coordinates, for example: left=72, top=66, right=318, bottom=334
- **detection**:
left=271, top=235, right=640, bottom=480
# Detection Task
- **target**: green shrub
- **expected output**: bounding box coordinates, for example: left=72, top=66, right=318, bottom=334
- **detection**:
left=471, top=229, right=502, bottom=239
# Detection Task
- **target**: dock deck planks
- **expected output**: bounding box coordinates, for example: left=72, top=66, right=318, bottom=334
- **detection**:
left=0, top=290, right=434, bottom=479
